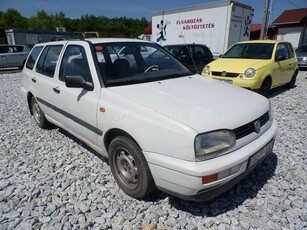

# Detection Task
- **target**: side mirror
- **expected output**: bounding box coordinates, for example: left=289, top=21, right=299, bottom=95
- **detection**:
left=65, top=75, right=94, bottom=91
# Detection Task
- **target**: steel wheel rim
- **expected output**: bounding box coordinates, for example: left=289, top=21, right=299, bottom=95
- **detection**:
left=32, top=100, right=42, bottom=124
left=115, top=148, right=139, bottom=189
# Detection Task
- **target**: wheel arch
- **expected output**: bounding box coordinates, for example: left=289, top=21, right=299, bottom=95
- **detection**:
left=104, top=128, right=140, bottom=153
left=27, top=92, right=34, bottom=115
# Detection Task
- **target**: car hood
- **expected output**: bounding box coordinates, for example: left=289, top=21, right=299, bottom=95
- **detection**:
left=208, top=58, right=271, bottom=72
left=296, top=51, right=307, bottom=58
left=108, top=75, right=268, bottom=133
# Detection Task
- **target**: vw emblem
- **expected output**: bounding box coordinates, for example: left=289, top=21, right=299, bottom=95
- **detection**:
left=221, top=71, right=227, bottom=77
left=254, top=120, right=261, bottom=133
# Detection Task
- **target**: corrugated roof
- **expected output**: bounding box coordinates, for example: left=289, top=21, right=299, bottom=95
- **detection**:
left=273, top=8, right=307, bottom=25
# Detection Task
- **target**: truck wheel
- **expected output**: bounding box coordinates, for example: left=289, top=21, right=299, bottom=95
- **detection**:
left=108, top=136, right=156, bottom=199
left=259, top=78, right=271, bottom=97
left=287, top=71, right=297, bottom=88
left=30, top=97, right=51, bottom=129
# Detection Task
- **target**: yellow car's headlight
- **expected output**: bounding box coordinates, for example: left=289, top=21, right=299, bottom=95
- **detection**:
left=202, top=65, right=210, bottom=75
left=244, top=68, right=256, bottom=78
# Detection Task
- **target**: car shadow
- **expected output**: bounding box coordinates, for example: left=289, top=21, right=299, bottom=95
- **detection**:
left=57, top=128, right=109, bottom=164
left=267, top=85, right=296, bottom=98
left=166, top=152, right=278, bottom=217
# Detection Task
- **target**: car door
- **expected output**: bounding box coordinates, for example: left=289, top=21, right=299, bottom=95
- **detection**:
left=272, top=43, right=290, bottom=87
left=285, top=42, right=297, bottom=83
left=0, top=46, right=9, bottom=68
left=53, top=41, right=101, bottom=147
left=29, top=44, right=65, bottom=120
left=5, top=46, right=22, bottom=67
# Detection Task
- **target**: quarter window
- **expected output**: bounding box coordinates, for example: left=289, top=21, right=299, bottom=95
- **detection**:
left=26, top=46, right=43, bottom=70
left=36, top=45, right=63, bottom=77
left=286, top=43, right=295, bottom=59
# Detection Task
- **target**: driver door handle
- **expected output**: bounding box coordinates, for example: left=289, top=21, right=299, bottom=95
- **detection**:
left=53, top=87, right=60, bottom=94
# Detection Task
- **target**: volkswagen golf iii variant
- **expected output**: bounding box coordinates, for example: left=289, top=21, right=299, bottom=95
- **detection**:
left=22, top=38, right=277, bottom=201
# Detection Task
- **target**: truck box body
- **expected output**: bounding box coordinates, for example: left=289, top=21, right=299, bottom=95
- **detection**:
left=152, top=0, right=254, bottom=57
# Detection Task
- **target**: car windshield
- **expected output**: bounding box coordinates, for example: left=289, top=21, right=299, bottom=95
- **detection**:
left=94, top=42, right=192, bottom=87
left=222, top=43, right=275, bottom=59
left=296, top=45, right=307, bottom=52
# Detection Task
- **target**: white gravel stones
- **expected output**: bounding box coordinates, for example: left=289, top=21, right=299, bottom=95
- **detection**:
left=0, top=71, right=306, bottom=229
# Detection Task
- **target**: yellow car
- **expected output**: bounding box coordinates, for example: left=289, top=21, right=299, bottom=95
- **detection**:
left=202, top=40, right=299, bottom=96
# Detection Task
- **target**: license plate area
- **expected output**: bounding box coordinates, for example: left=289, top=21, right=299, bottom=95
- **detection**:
left=213, top=78, right=233, bottom=84
left=248, top=139, right=275, bottom=169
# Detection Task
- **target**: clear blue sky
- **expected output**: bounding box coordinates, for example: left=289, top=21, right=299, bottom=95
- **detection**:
left=1, top=0, right=307, bottom=24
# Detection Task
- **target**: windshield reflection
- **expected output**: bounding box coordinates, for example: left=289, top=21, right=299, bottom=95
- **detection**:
left=94, top=42, right=192, bottom=87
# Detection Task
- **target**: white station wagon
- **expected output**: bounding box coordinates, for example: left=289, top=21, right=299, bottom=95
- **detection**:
left=21, top=38, right=277, bottom=201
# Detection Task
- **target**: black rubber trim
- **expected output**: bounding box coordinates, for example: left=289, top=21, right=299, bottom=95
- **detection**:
left=37, top=97, right=103, bottom=136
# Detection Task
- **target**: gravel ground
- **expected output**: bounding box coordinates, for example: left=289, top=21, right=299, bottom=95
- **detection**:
left=0, top=71, right=306, bottom=230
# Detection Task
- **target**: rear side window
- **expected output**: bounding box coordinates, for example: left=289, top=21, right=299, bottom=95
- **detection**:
left=26, top=46, right=44, bottom=70
left=36, top=45, right=63, bottom=77
left=286, top=43, right=295, bottom=59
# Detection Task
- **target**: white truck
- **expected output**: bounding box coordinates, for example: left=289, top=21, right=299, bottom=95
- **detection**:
left=152, top=0, right=254, bottom=57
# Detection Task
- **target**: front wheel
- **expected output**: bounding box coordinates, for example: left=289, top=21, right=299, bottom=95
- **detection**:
left=30, top=97, right=51, bottom=129
left=259, top=78, right=271, bottom=97
left=108, top=136, right=156, bottom=199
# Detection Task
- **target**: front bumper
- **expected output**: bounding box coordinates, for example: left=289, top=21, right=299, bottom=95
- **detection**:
left=204, top=74, right=262, bottom=90
left=144, top=120, right=277, bottom=202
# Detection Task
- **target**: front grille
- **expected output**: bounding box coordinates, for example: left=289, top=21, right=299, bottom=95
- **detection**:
left=212, top=71, right=240, bottom=78
left=233, top=112, right=270, bottom=139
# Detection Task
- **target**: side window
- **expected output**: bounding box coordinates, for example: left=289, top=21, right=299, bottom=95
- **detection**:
left=180, top=46, right=190, bottom=56
left=286, top=43, right=295, bottom=59
left=275, top=43, right=289, bottom=60
left=26, top=46, right=44, bottom=70
left=59, top=45, right=92, bottom=84
left=36, top=45, right=63, bottom=77
left=193, top=46, right=205, bottom=56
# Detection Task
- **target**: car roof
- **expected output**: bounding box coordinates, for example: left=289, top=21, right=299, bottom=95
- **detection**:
left=235, top=40, right=285, bottom=45
left=164, top=44, right=208, bottom=47
left=86, top=38, right=152, bottom=44
left=32, top=38, right=154, bottom=47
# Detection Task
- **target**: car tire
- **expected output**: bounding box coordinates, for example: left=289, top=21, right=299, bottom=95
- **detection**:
left=287, top=71, right=297, bottom=88
left=108, top=136, right=156, bottom=199
left=30, top=97, right=51, bottom=129
left=259, top=78, right=271, bottom=97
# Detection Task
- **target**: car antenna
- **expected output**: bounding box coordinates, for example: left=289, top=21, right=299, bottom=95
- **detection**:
left=181, top=32, right=198, bottom=74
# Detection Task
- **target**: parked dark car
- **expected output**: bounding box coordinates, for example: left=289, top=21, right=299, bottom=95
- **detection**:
left=0, top=44, right=30, bottom=69
left=295, top=44, right=307, bottom=69
left=164, top=44, right=213, bottom=74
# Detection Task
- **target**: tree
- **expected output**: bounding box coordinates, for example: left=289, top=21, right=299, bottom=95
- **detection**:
left=0, top=8, right=27, bottom=29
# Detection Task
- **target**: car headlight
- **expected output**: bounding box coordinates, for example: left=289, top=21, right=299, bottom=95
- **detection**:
left=202, top=65, right=210, bottom=75
left=195, top=130, right=236, bottom=161
left=244, top=68, right=256, bottom=78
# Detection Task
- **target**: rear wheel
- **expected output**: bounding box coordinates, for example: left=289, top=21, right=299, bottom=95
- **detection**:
left=259, top=78, right=271, bottom=97
left=287, top=71, right=297, bottom=88
left=30, top=97, right=51, bottom=128
left=108, top=136, right=156, bottom=199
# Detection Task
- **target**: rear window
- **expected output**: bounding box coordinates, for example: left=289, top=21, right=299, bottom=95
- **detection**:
left=26, top=46, right=44, bottom=70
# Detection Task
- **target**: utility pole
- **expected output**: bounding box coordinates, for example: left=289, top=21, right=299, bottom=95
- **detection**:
left=260, top=0, right=271, bottom=40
